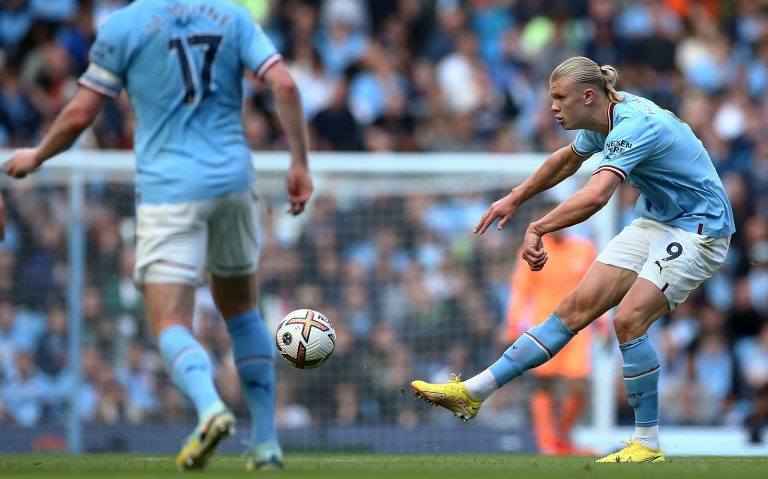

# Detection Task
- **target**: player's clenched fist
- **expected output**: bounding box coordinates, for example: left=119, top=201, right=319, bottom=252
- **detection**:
left=521, top=226, right=548, bottom=271
left=4, top=148, right=42, bottom=179
left=286, top=165, right=313, bottom=216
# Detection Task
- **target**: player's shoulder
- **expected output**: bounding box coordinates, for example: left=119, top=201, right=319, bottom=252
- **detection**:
left=96, top=0, right=148, bottom=34
left=610, top=92, right=663, bottom=135
left=613, top=92, right=650, bottom=122
left=98, top=5, right=130, bottom=29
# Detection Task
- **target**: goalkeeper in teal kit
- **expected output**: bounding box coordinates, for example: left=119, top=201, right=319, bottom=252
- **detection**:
left=4, top=1, right=313, bottom=471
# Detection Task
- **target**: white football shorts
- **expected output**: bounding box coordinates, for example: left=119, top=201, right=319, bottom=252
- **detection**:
left=596, top=217, right=730, bottom=310
left=134, top=186, right=263, bottom=287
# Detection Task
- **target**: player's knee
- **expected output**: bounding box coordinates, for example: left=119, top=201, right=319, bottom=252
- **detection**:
left=216, top=299, right=258, bottom=320
left=612, top=312, right=646, bottom=343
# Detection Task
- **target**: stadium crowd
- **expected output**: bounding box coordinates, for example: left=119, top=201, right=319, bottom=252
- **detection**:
left=0, top=0, right=767, bottom=447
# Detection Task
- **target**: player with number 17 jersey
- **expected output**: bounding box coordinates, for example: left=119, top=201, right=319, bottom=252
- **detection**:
left=79, top=1, right=279, bottom=204
left=4, top=0, right=312, bottom=471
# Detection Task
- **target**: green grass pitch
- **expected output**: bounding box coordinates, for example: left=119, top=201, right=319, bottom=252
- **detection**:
left=0, top=454, right=767, bottom=479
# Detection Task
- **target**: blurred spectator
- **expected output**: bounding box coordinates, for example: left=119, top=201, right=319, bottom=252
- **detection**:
left=315, top=1, right=369, bottom=76
left=436, top=28, right=482, bottom=114
left=156, top=380, right=186, bottom=425
left=52, top=346, right=101, bottom=423
left=310, top=76, right=362, bottom=151
left=287, top=41, right=335, bottom=120
left=0, top=0, right=36, bottom=50
left=748, top=240, right=768, bottom=313
left=0, top=61, right=43, bottom=147
left=0, top=300, right=22, bottom=374
left=747, top=384, right=768, bottom=443
left=519, top=0, right=584, bottom=81
left=738, top=322, right=768, bottom=396
left=35, top=301, right=68, bottom=377
left=1, top=349, right=52, bottom=426
left=727, top=277, right=765, bottom=341
left=115, top=341, right=159, bottom=424
left=93, top=361, right=126, bottom=424
left=275, top=381, right=312, bottom=429
left=662, top=302, right=739, bottom=425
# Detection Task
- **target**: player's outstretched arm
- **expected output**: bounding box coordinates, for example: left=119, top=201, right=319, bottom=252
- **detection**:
left=4, top=87, right=107, bottom=179
left=262, top=61, right=312, bottom=216
left=474, top=145, right=587, bottom=234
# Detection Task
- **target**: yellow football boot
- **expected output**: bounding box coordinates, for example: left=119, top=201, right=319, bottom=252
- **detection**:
left=175, top=408, right=236, bottom=470
left=595, top=440, right=665, bottom=463
left=410, top=374, right=483, bottom=422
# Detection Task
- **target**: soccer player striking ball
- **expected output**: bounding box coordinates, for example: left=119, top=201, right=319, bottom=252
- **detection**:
left=411, top=56, right=734, bottom=463
left=4, top=1, right=312, bottom=471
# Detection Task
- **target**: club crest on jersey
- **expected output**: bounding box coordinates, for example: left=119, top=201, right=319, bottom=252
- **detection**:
left=606, top=139, right=632, bottom=155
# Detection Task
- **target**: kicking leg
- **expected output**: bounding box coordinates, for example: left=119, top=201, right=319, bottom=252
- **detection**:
left=465, top=262, right=636, bottom=398
left=412, top=262, right=636, bottom=420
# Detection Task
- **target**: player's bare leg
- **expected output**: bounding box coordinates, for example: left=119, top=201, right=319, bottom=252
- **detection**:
left=212, top=274, right=283, bottom=470
left=145, top=283, right=234, bottom=470
left=211, top=273, right=259, bottom=319
left=555, top=261, right=638, bottom=332
left=144, top=283, right=196, bottom=339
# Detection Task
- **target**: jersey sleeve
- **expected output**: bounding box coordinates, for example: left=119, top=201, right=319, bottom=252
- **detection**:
left=571, top=129, right=603, bottom=158
left=594, top=118, right=656, bottom=181
left=237, top=15, right=281, bottom=78
left=78, top=14, right=128, bottom=98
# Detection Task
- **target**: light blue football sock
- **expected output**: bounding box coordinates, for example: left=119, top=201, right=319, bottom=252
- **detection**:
left=620, top=334, right=660, bottom=427
left=488, top=312, right=576, bottom=387
left=158, top=325, right=222, bottom=418
left=226, top=309, right=277, bottom=446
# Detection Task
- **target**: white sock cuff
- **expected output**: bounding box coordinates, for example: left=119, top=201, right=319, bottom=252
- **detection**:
left=463, top=369, right=498, bottom=401
left=632, top=425, right=660, bottom=450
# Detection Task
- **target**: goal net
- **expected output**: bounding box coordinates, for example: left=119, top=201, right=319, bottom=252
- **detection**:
left=0, top=150, right=618, bottom=454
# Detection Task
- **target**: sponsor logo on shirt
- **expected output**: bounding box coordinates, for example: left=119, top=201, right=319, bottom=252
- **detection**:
left=606, top=139, right=632, bottom=155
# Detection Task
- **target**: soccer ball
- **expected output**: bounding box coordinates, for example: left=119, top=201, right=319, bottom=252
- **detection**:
left=275, top=309, right=335, bottom=369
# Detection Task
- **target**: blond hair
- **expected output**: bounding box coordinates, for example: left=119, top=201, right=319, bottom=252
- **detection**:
left=550, top=56, right=624, bottom=102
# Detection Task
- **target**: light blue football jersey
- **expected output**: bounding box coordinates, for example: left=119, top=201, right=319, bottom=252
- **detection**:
left=572, top=92, right=735, bottom=238
left=79, top=0, right=281, bottom=204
